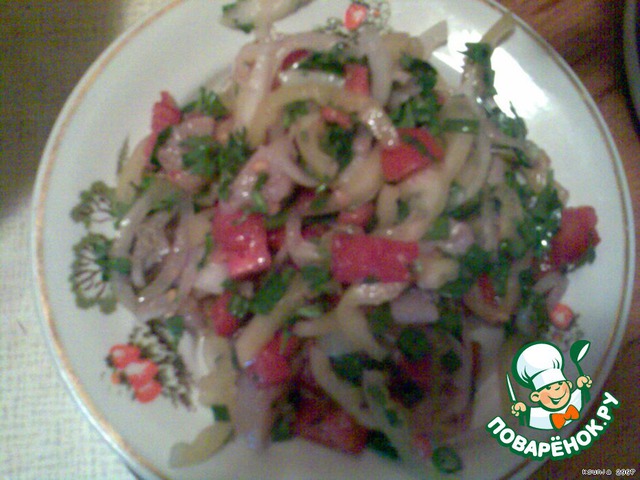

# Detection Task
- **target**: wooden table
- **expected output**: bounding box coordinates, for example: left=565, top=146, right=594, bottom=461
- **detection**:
left=1, top=0, right=637, bottom=478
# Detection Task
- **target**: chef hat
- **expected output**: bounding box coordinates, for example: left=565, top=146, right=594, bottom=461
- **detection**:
left=513, top=342, right=567, bottom=391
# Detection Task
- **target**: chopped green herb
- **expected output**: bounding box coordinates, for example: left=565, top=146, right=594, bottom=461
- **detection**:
left=295, top=303, right=325, bottom=318
left=400, top=54, right=438, bottom=93
left=384, top=408, right=402, bottom=427
left=198, top=232, right=214, bottom=269
left=296, top=44, right=353, bottom=76
left=229, top=293, right=250, bottom=318
left=438, top=276, right=474, bottom=299
left=389, top=54, right=441, bottom=130
left=321, top=124, right=355, bottom=170
left=438, top=243, right=491, bottom=297
left=271, top=414, right=293, bottom=442
left=514, top=173, right=562, bottom=258
left=149, top=126, right=172, bottom=169
left=489, top=257, right=511, bottom=297
left=397, top=327, right=430, bottom=362
left=366, top=302, right=393, bottom=338
left=265, top=210, right=289, bottom=230
left=464, top=42, right=495, bottom=95
left=283, top=100, right=310, bottom=129
left=182, top=87, right=228, bottom=119
left=221, top=2, right=255, bottom=33
left=250, top=267, right=296, bottom=314
left=250, top=189, right=269, bottom=214
left=440, top=349, right=461, bottom=374
left=165, top=315, right=185, bottom=345
left=489, top=104, right=527, bottom=139
left=390, top=93, right=441, bottom=130
left=423, top=216, right=450, bottom=241
left=498, top=237, right=527, bottom=261
left=447, top=192, right=482, bottom=220
left=331, top=353, right=384, bottom=386
left=396, top=199, right=411, bottom=223
left=462, top=244, right=492, bottom=277
left=436, top=303, right=463, bottom=341
left=211, top=404, right=231, bottom=422
left=151, top=192, right=181, bottom=213
left=180, top=130, right=251, bottom=199
left=366, top=430, right=399, bottom=460
left=432, top=446, right=463, bottom=473
left=300, top=264, right=332, bottom=293
left=389, top=377, right=424, bottom=408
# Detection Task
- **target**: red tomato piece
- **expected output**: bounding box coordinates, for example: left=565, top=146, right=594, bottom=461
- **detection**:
left=134, top=379, right=163, bottom=403
left=151, top=91, right=181, bottom=134
left=412, top=433, right=433, bottom=459
left=344, top=63, right=370, bottom=96
left=210, top=291, right=242, bottom=337
left=330, top=233, right=419, bottom=283
left=549, top=206, right=600, bottom=268
left=381, top=128, right=443, bottom=182
left=212, top=210, right=272, bottom=279
left=549, top=303, right=575, bottom=330
left=281, top=49, right=310, bottom=71
left=344, top=3, right=368, bottom=31
left=248, top=332, right=301, bottom=387
left=301, top=222, right=331, bottom=241
left=295, top=396, right=368, bottom=454
left=477, top=272, right=498, bottom=307
left=109, top=344, right=141, bottom=369
left=399, top=354, right=432, bottom=390
left=267, top=226, right=287, bottom=252
left=124, top=359, right=159, bottom=390
left=337, top=202, right=375, bottom=228
left=321, top=106, right=353, bottom=129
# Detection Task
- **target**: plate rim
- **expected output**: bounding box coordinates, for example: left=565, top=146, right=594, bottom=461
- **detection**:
left=30, top=0, right=636, bottom=479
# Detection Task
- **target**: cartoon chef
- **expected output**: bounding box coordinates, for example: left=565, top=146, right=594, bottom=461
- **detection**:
left=510, top=341, right=592, bottom=430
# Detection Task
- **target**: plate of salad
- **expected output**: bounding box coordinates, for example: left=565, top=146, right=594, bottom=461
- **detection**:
left=31, top=0, right=634, bottom=479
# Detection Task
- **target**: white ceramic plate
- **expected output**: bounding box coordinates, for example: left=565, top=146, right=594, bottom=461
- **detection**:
left=32, top=1, right=634, bottom=479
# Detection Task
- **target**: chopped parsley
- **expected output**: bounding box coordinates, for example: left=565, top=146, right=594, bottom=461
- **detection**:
left=182, top=87, right=228, bottom=119
left=250, top=267, right=296, bottom=315
left=423, top=215, right=450, bottom=241
left=211, top=404, right=231, bottom=422
left=296, top=44, right=357, bottom=75
left=300, top=264, right=332, bottom=293
left=165, top=315, right=185, bottom=346
left=397, top=327, right=430, bottom=362
left=463, top=42, right=495, bottom=95
left=389, top=54, right=441, bottom=130
left=432, top=446, right=463, bottom=473
left=367, top=430, right=399, bottom=460
left=440, top=349, right=461, bottom=374
left=221, top=1, right=255, bottom=33
left=396, top=198, right=411, bottom=223
left=321, top=124, right=355, bottom=170
left=366, top=302, right=394, bottom=338
left=331, top=352, right=385, bottom=386
left=283, top=100, right=310, bottom=129
left=438, top=244, right=492, bottom=299
left=511, top=171, right=563, bottom=257
left=180, top=129, right=252, bottom=199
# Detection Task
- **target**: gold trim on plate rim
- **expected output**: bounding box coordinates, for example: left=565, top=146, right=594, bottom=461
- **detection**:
left=31, top=0, right=635, bottom=479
